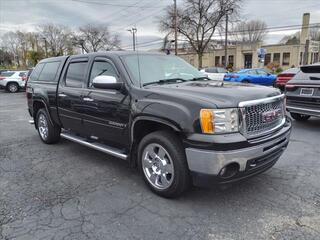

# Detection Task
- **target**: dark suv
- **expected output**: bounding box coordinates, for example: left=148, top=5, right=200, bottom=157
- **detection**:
left=26, top=52, right=291, bottom=198
left=286, top=63, right=320, bottom=121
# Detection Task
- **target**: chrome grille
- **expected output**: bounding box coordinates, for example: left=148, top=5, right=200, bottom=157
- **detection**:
left=240, top=95, right=285, bottom=138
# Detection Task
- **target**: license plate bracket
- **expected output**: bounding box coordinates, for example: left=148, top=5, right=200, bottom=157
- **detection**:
left=300, top=88, right=314, bottom=96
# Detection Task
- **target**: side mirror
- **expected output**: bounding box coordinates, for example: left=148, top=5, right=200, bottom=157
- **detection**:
left=92, top=75, right=123, bottom=90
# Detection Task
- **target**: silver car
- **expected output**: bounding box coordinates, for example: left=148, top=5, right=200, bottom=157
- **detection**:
left=0, top=71, right=28, bottom=93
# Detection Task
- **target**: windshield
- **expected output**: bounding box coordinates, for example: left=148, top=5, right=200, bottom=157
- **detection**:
left=121, top=54, right=205, bottom=86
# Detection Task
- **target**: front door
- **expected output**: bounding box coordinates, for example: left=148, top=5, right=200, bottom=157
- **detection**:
left=57, top=58, right=88, bottom=135
left=244, top=54, right=252, bottom=68
left=81, top=57, right=131, bottom=149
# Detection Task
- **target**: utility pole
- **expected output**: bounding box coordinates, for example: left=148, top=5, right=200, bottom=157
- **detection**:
left=128, top=27, right=137, bottom=51
left=224, top=8, right=233, bottom=69
left=303, top=39, right=310, bottom=65
left=173, top=0, right=178, bottom=55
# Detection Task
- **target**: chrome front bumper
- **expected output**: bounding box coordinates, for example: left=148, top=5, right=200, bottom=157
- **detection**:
left=185, top=127, right=291, bottom=176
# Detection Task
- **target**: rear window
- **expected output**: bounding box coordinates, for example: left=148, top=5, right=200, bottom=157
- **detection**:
left=283, top=68, right=299, bottom=74
left=205, top=68, right=218, bottom=73
left=65, top=62, right=88, bottom=88
left=38, top=61, right=61, bottom=81
left=1, top=71, right=14, bottom=77
left=29, top=63, right=45, bottom=81
left=19, top=72, right=27, bottom=77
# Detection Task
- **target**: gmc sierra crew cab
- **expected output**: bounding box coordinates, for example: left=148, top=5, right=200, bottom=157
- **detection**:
left=27, top=52, right=292, bottom=198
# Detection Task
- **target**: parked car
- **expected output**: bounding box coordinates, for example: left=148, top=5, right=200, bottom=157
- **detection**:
left=275, top=68, right=300, bottom=91
left=224, top=68, right=277, bottom=86
left=0, top=70, right=28, bottom=93
left=27, top=52, right=291, bottom=198
left=286, top=63, right=320, bottom=121
left=0, top=69, right=9, bottom=75
left=200, top=67, right=227, bottom=80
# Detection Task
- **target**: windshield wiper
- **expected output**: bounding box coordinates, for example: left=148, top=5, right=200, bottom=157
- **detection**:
left=143, top=78, right=187, bottom=87
left=190, top=76, right=211, bottom=81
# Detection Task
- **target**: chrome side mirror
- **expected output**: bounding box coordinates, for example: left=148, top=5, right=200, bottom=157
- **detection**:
left=92, top=75, right=123, bottom=90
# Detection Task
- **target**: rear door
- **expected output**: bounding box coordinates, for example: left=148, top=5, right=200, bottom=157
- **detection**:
left=81, top=56, right=130, bottom=148
left=57, top=57, right=89, bottom=135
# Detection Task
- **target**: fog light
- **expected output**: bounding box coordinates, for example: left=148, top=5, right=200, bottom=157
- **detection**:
left=219, top=163, right=240, bottom=179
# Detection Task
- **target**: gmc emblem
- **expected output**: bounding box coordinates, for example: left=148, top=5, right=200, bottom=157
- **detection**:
left=262, top=109, right=282, bottom=123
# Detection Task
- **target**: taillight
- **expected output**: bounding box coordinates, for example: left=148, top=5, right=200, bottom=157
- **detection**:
left=0, top=77, right=4, bottom=80
left=22, top=76, right=27, bottom=81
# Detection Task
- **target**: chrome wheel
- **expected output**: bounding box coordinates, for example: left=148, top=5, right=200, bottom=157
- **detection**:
left=38, top=113, right=48, bottom=140
left=142, top=143, right=174, bottom=190
left=8, top=83, right=18, bottom=93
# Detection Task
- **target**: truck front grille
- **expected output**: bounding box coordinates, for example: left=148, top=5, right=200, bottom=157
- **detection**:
left=240, top=96, right=285, bottom=138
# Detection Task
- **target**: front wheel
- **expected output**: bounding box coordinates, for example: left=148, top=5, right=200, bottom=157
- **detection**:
left=6, top=82, right=19, bottom=93
left=138, top=131, right=190, bottom=198
left=290, top=112, right=310, bottom=121
left=36, top=109, right=61, bottom=144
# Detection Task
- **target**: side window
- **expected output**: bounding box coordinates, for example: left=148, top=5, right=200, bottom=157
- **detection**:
left=248, top=70, right=256, bottom=75
left=65, top=62, right=88, bottom=88
left=89, top=61, right=119, bottom=87
left=257, top=70, right=267, bottom=76
left=29, top=63, right=44, bottom=81
left=38, top=61, right=61, bottom=81
left=19, top=72, right=26, bottom=77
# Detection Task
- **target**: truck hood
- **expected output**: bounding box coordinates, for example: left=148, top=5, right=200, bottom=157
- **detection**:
left=146, top=81, right=281, bottom=108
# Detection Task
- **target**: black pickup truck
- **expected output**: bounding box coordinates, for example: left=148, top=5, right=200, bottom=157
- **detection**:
left=27, top=52, right=292, bottom=198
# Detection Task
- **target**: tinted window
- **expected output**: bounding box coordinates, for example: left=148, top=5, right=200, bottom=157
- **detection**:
left=29, top=63, right=45, bottom=81
left=1, top=71, right=14, bottom=77
left=89, top=61, right=118, bottom=87
left=65, top=62, right=88, bottom=88
left=19, top=72, right=27, bottom=77
left=38, top=62, right=60, bottom=81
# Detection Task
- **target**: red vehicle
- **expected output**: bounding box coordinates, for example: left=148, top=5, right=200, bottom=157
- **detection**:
left=275, top=68, right=299, bottom=91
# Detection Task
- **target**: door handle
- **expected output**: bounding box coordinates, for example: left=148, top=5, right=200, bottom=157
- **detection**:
left=83, top=97, right=94, bottom=102
left=59, top=93, right=67, bottom=97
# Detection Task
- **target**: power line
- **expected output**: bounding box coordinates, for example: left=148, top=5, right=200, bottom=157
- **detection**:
left=120, top=23, right=320, bottom=49
left=71, top=0, right=167, bottom=8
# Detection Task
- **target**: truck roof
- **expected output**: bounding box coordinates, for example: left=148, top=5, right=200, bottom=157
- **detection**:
left=38, top=51, right=165, bottom=64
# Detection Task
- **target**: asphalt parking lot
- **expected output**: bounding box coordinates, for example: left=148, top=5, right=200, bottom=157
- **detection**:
left=0, top=92, right=319, bottom=240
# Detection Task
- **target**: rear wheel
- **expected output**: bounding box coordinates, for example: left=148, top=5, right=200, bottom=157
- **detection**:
left=6, top=82, right=19, bottom=93
left=138, top=131, right=190, bottom=198
left=290, top=112, right=310, bottom=121
left=36, top=109, right=61, bottom=144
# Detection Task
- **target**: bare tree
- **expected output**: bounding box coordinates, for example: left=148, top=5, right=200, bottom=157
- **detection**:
left=1, top=31, right=24, bottom=66
left=159, top=0, right=240, bottom=68
left=73, top=24, right=121, bottom=53
left=280, top=25, right=320, bottom=44
left=232, top=20, right=268, bottom=44
left=38, top=24, right=72, bottom=56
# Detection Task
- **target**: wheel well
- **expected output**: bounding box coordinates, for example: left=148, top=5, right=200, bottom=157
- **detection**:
left=33, top=101, right=45, bottom=128
left=130, top=119, right=182, bottom=166
left=6, top=81, right=19, bottom=88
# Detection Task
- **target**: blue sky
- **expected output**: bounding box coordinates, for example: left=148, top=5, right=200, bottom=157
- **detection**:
left=0, top=0, right=319, bottom=49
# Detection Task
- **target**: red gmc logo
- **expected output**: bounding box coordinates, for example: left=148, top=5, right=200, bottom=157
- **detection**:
left=262, top=109, right=282, bottom=123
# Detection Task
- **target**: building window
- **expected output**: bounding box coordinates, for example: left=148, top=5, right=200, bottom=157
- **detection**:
left=190, top=59, right=194, bottom=66
left=314, top=52, right=319, bottom=64
left=282, top=52, right=290, bottom=66
left=215, top=56, right=220, bottom=66
left=300, top=52, right=303, bottom=65
left=273, top=53, right=280, bottom=64
left=222, top=56, right=225, bottom=66
left=228, top=55, right=234, bottom=67
left=264, top=53, right=271, bottom=66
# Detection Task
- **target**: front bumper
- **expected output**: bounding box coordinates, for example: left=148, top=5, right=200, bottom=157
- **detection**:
left=185, top=117, right=292, bottom=187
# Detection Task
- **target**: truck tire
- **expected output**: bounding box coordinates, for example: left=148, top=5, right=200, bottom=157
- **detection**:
left=6, top=82, right=19, bottom=93
left=36, top=108, right=61, bottom=144
left=138, top=130, right=190, bottom=198
left=290, top=112, right=310, bottom=121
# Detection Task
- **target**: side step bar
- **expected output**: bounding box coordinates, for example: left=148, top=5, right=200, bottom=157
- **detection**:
left=60, top=132, right=128, bottom=160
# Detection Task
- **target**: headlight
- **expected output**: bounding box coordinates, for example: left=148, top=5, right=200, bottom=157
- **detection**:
left=200, top=108, right=239, bottom=134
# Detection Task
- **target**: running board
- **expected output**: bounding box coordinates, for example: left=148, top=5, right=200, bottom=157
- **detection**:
left=60, top=132, right=128, bottom=160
